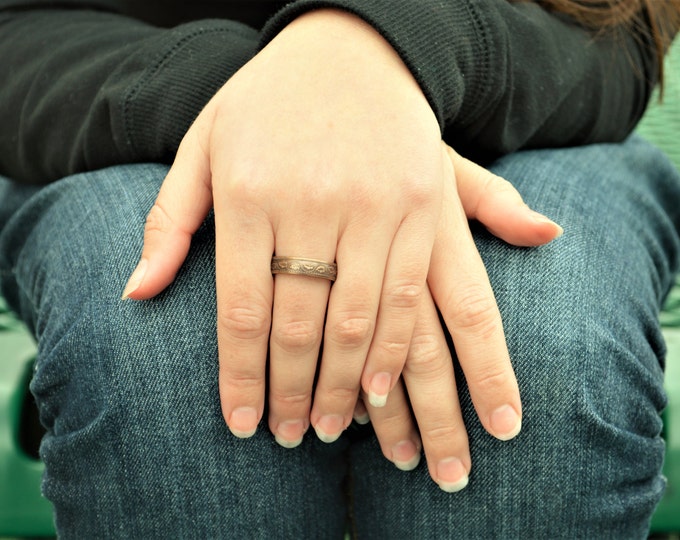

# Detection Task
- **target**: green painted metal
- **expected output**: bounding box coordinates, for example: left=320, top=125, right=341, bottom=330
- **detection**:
left=639, top=42, right=680, bottom=533
left=652, top=320, right=680, bottom=532
left=0, top=297, right=54, bottom=537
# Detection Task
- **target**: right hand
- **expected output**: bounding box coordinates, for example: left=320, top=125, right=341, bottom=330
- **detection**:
left=122, top=9, right=449, bottom=446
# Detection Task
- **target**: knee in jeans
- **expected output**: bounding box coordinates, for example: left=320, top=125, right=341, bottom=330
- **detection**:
left=10, top=164, right=220, bottom=447
left=503, top=314, right=667, bottom=524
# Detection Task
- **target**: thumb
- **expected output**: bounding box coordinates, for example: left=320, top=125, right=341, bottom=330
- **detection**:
left=446, top=145, right=563, bottom=247
left=122, top=125, right=214, bottom=300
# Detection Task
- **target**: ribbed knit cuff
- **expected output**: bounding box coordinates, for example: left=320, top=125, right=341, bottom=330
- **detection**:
left=120, top=19, right=259, bottom=163
left=260, top=0, right=493, bottom=130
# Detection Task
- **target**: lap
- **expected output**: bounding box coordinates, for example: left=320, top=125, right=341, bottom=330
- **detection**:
left=1, top=136, right=678, bottom=539
left=351, top=137, right=680, bottom=539
left=0, top=164, right=349, bottom=538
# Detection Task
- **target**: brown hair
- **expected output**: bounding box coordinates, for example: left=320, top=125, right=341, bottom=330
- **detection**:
left=521, top=0, right=680, bottom=89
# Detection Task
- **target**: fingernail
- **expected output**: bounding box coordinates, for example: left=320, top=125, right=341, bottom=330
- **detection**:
left=314, top=414, right=345, bottom=443
left=530, top=211, right=564, bottom=238
left=436, top=457, right=469, bottom=493
left=275, top=419, right=306, bottom=449
left=121, top=259, right=148, bottom=300
left=490, top=404, right=522, bottom=441
left=391, top=440, right=421, bottom=471
left=368, top=372, right=391, bottom=408
left=353, top=412, right=371, bottom=425
left=228, top=407, right=259, bottom=438
left=353, top=400, right=370, bottom=425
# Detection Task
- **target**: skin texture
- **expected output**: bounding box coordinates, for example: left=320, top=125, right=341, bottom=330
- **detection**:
left=122, top=9, right=562, bottom=491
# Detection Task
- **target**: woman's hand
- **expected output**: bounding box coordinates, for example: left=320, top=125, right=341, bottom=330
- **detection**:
left=120, top=8, right=561, bottom=469
left=362, top=146, right=562, bottom=491
left=122, top=9, right=447, bottom=445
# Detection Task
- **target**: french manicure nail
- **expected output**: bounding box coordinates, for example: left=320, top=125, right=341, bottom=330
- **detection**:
left=275, top=419, right=305, bottom=449
left=353, top=399, right=370, bottom=424
left=530, top=211, right=564, bottom=237
left=314, top=414, right=345, bottom=443
left=490, top=404, right=522, bottom=441
left=352, top=407, right=371, bottom=426
left=353, top=412, right=371, bottom=425
left=437, top=457, right=469, bottom=493
left=368, top=372, right=391, bottom=408
left=391, top=440, right=421, bottom=471
left=228, top=407, right=258, bottom=438
left=121, top=259, right=148, bottom=300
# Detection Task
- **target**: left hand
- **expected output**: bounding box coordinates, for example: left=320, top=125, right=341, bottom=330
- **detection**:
left=360, top=145, right=562, bottom=490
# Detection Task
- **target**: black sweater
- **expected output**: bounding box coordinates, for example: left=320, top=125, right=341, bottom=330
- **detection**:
left=0, top=0, right=662, bottom=184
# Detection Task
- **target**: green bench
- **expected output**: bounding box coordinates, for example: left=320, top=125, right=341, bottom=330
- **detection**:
left=637, top=43, right=680, bottom=534
left=2, top=48, right=680, bottom=539
left=0, top=296, right=53, bottom=537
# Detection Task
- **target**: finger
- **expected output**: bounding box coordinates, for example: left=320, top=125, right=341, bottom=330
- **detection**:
left=430, top=153, right=522, bottom=441
left=267, top=223, right=337, bottom=448
left=363, top=379, right=422, bottom=472
left=312, top=222, right=393, bottom=443
left=122, top=124, right=213, bottom=300
left=446, top=146, right=563, bottom=247
left=361, top=211, right=438, bottom=408
left=402, top=289, right=470, bottom=492
left=269, top=272, right=329, bottom=447
left=353, top=397, right=370, bottom=425
left=215, top=191, right=275, bottom=439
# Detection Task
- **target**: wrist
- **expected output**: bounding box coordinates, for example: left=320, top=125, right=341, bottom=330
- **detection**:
left=266, top=7, right=420, bottom=96
left=281, top=8, right=382, bottom=41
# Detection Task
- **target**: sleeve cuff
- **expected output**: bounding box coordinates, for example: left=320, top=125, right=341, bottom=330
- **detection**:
left=120, top=19, right=259, bottom=163
left=259, top=0, right=495, bottom=130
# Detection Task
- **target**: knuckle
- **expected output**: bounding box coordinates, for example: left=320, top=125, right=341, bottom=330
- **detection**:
left=300, top=180, right=341, bottom=210
left=218, top=302, right=271, bottom=341
left=403, top=333, right=447, bottom=378
left=494, top=176, right=518, bottom=195
left=269, top=389, right=311, bottom=408
left=227, top=176, right=263, bottom=205
left=448, top=287, right=501, bottom=339
left=375, top=410, right=410, bottom=440
left=472, top=367, right=514, bottom=395
left=383, top=282, right=423, bottom=311
left=328, top=315, right=374, bottom=349
left=222, top=167, right=273, bottom=205
left=324, top=384, right=359, bottom=405
left=349, top=186, right=381, bottom=215
left=422, top=423, right=464, bottom=446
left=223, top=371, right=262, bottom=392
left=468, top=162, right=494, bottom=189
left=402, top=175, right=439, bottom=208
left=483, top=175, right=516, bottom=198
left=271, top=320, right=321, bottom=354
left=144, top=202, right=175, bottom=236
left=375, top=338, right=410, bottom=361
left=475, top=174, right=520, bottom=214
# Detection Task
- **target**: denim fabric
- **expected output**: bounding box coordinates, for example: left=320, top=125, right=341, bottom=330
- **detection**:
left=0, top=135, right=679, bottom=539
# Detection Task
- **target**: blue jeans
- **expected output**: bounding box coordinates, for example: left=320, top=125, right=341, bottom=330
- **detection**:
left=1, top=136, right=679, bottom=539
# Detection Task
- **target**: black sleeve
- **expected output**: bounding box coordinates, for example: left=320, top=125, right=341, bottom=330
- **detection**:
left=261, top=0, right=661, bottom=164
left=0, top=0, right=663, bottom=184
left=0, top=5, right=259, bottom=184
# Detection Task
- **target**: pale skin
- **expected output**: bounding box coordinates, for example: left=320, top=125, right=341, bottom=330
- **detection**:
left=122, top=9, right=563, bottom=492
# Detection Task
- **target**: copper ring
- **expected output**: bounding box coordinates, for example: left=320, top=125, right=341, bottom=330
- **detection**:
left=271, top=256, right=337, bottom=282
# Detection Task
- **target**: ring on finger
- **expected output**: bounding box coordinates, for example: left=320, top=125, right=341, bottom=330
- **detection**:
left=271, top=256, right=337, bottom=281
